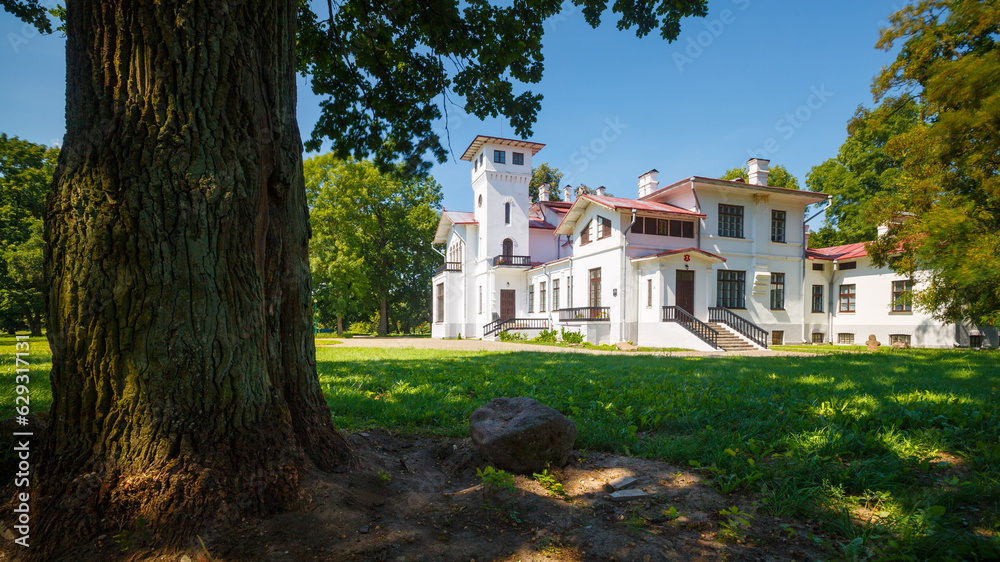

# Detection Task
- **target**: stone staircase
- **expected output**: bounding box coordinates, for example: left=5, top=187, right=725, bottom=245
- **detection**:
left=708, top=322, right=759, bottom=352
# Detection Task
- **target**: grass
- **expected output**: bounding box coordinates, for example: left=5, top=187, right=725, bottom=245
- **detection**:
left=317, top=345, right=1000, bottom=559
left=6, top=333, right=999, bottom=558
left=0, top=334, right=52, bottom=418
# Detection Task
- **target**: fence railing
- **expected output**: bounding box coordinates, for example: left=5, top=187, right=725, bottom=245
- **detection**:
left=662, top=306, right=718, bottom=349
left=491, top=255, right=531, bottom=267
left=708, top=306, right=768, bottom=349
left=558, top=307, right=610, bottom=322
left=483, top=317, right=550, bottom=337
left=433, top=261, right=462, bottom=275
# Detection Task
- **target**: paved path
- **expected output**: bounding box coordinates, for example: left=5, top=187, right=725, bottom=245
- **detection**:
left=317, top=336, right=817, bottom=357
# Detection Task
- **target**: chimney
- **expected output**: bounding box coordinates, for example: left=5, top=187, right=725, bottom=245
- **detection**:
left=877, top=223, right=891, bottom=238
left=747, top=158, right=770, bottom=186
left=564, top=185, right=573, bottom=201
left=595, top=186, right=606, bottom=196
left=577, top=185, right=586, bottom=198
left=539, top=182, right=550, bottom=202
left=637, top=169, right=659, bottom=198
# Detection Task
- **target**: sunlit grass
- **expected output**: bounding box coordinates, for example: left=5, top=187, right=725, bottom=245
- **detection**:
left=0, top=334, right=52, bottom=419
left=317, top=345, right=1000, bottom=558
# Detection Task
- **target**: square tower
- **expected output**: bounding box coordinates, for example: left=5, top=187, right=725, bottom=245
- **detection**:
left=460, top=136, right=545, bottom=262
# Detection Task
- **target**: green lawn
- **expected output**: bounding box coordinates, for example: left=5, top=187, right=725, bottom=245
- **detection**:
left=5, top=334, right=999, bottom=558
left=317, top=346, right=1000, bottom=559
left=0, top=334, right=52, bottom=419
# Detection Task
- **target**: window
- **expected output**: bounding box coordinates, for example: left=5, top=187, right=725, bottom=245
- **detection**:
left=502, top=238, right=513, bottom=256
left=971, top=334, right=984, bottom=349
left=479, top=153, right=484, bottom=167
left=505, top=202, right=511, bottom=225
left=494, top=150, right=505, bottom=164
left=772, top=331, right=784, bottom=345
left=478, top=285, right=483, bottom=314
left=670, top=220, right=682, bottom=237
left=891, top=280, right=913, bottom=312
left=580, top=220, right=592, bottom=245
left=633, top=217, right=644, bottom=234
left=644, top=217, right=657, bottom=234
left=682, top=221, right=695, bottom=238
left=717, top=270, right=746, bottom=309
left=770, top=273, right=785, bottom=310
left=811, top=285, right=824, bottom=313
left=839, top=261, right=857, bottom=270
left=528, top=285, right=534, bottom=313
left=637, top=217, right=694, bottom=238
left=839, top=284, right=856, bottom=312
left=838, top=333, right=855, bottom=345
left=553, top=279, right=560, bottom=311
left=771, top=210, right=786, bottom=243
left=718, top=204, right=744, bottom=238
left=647, top=278, right=653, bottom=307
left=812, top=332, right=825, bottom=344
left=597, top=216, right=612, bottom=239
left=589, top=268, right=602, bottom=308
left=436, top=283, right=444, bottom=323
left=812, top=262, right=825, bottom=271
left=657, top=218, right=669, bottom=235
left=567, top=276, right=573, bottom=308
left=540, top=281, right=547, bottom=312
left=512, top=152, right=524, bottom=165
left=890, top=334, right=911, bottom=347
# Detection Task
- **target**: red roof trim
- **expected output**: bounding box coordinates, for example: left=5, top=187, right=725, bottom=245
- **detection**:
left=632, top=247, right=726, bottom=263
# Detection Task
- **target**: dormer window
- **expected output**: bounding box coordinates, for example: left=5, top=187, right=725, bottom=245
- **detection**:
left=512, top=152, right=524, bottom=165
left=494, top=150, right=505, bottom=164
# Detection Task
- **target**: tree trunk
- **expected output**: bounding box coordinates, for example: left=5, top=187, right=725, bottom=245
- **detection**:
left=379, top=295, right=388, bottom=335
left=336, top=314, right=343, bottom=336
left=26, top=311, right=42, bottom=337
left=35, top=0, right=351, bottom=555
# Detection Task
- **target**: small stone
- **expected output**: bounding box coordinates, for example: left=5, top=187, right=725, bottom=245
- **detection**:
left=610, top=489, right=649, bottom=501
left=616, top=341, right=638, bottom=351
left=359, top=525, right=370, bottom=534
left=605, top=476, right=638, bottom=491
left=470, top=397, right=577, bottom=474
left=179, top=556, right=192, bottom=562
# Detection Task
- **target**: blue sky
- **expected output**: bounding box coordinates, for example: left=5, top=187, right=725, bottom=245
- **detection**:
left=1, top=1, right=905, bottom=225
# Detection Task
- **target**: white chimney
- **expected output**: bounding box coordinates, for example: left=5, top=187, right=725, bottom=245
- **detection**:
left=595, top=186, right=606, bottom=196
left=877, top=223, right=891, bottom=238
left=637, top=169, right=659, bottom=198
left=564, top=185, right=573, bottom=201
left=577, top=185, right=586, bottom=198
left=539, top=182, right=550, bottom=202
left=747, top=158, right=770, bottom=186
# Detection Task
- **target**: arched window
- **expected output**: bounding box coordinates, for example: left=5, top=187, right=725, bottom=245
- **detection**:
left=504, top=202, right=511, bottom=225
left=502, top=238, right=513, bottom=257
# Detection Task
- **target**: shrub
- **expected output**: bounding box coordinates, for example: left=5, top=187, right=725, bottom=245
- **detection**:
left=533, top=328, right=558, bottom=343
left=348, top=319, right=375, bottom=334
left=498, top=330, right=526, bottom=342
left=560, top=328, right=583, bottom=344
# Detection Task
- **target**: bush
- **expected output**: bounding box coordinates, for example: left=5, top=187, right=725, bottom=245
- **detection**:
left=348, top=319, right=375, bottom=334
left=533, top=328, right=558, bottom=343
left=498, top=330, right=526, bottom=342
left=560, top=328, right=583, bottom=344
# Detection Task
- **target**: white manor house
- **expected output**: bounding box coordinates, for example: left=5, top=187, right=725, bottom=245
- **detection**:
left=430, top=135, right=996, bottom=351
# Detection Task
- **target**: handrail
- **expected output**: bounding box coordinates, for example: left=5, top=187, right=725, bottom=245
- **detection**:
left=558, top=307, right=610, bottom=322
left=662, top=306, right=718, bottom=349
left=483, top=317, right=550, bottom=337
left=433, top=261, right=462, bottom=274
left=708, top=307, right=768, bottom=349
left=491, top=255, right=532, bottom=267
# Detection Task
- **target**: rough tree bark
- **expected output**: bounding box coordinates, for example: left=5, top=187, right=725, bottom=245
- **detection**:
left=34, top=0, right=351, bottom=555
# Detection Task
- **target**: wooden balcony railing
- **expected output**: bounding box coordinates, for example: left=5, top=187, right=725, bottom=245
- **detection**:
left=433, top=261, right=462, bottom=275
left=491, top=255, right=531, bottom=267
left=558, top=306, right=610, bottom=322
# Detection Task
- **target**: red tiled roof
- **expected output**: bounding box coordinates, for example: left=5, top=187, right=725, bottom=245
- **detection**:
left=806, top=241, right=868, bottom=261
left=443, top=210, right=477, bottom=224
left=529, top=217, right=555, bottom=230
left=527, top=256, right=571, bottom=271
left=460, top=136, right=545, bottom=161
left=582, top=194, right=705, bottom=218
left=631, top=247, right=726, bottom=263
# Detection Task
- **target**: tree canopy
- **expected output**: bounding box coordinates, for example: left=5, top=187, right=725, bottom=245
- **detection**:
left=529, top=162, right=564, bottom=201
left=721, top=163, right=800, bottom=189
left=306, top=156, right=442, bottom=335
left=864, top=0, right=1000, bottom=325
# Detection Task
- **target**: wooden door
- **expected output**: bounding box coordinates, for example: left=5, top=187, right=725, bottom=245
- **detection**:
left=500, top=290, right=516, bottom=320
left=676, top=270, right=695, bottom=316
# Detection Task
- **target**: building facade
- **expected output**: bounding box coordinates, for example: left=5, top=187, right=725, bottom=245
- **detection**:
left=431, top=135, right=997, bottom=350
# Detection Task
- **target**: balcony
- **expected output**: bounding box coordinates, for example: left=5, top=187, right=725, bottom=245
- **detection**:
left=491, top=254, right=531, bottom=268
left=558, top=306, right=610, bottom=322
left=433, top=261, right=462, bottom=275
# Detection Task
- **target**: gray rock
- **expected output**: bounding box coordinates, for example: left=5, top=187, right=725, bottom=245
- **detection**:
left=610, top=489, right=649, bottom=501
left=605, top=476, right=638, bottom=491
left=470, top=397, right=577, bottom=474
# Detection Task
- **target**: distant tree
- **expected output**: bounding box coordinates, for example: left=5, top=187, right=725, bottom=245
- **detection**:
left=864, top=0, right=1000, bottom=325
left=306, top=156, right=442, bottom=335
left=805, top=98, right=920, bottom=248
left=0, top=134, right=57, bottom=334
left=529, top=163, right=564, bottom=201
left=721, top=164, right=800, bottom=189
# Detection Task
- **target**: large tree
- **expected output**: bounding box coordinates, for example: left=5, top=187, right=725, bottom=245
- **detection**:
left=2, top=0, right=708, bottom=555
left=864, top=0, right=1000, bottom=325
left=306, top=156, right=441, bottom=335
left=805, top=98, right=920, bottom=248
left=0, top=134, right=57, bottom=335
left=529, top=162, right=564, bottom=201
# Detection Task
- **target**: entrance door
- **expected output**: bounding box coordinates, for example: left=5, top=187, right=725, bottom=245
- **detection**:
left=500, top=290, right=516, bottom=320
left=676, top=270, right=695, bottom=316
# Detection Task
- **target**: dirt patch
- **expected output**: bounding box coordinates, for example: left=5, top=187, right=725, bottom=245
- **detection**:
left=65, top=430, right=833, bottom=561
